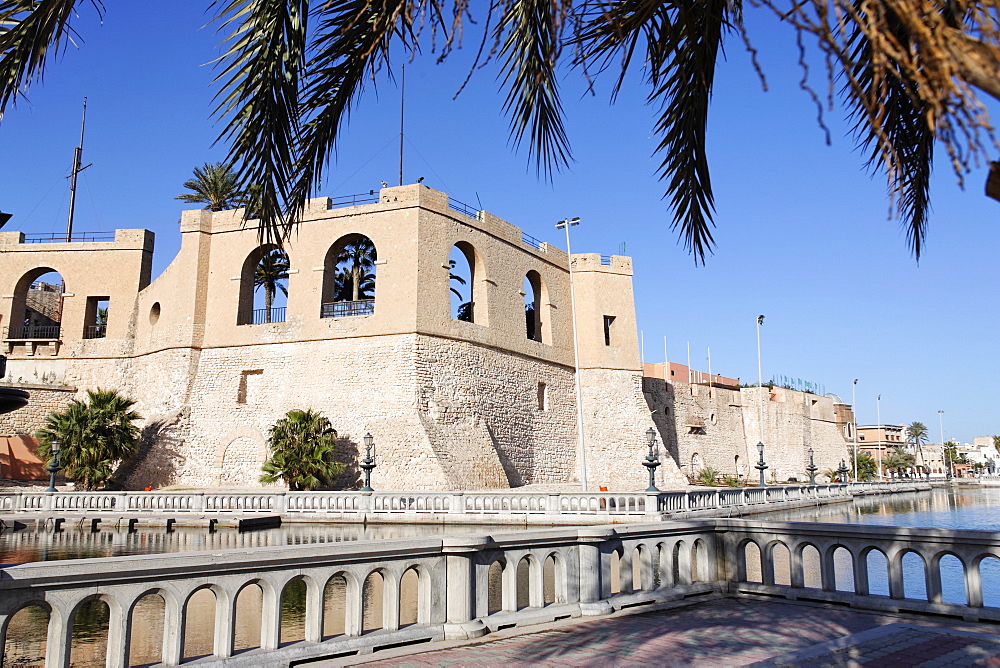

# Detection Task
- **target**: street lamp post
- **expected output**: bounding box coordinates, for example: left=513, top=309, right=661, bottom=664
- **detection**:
left=837, top=459, right=850, bottom=483
left=939, top=410, right=951, bottom=480
left=556, top=216, right=588, bottom=492
left=755, top=441, right=768, bottom=487
left=643, top=427, right=661, bottom=492
left=359, top=432, right=376, bottom=492
left=45, top=439, right=61, bottom=493
left=806, top=446, right=818, bottom=485
left=876, top=394, right=883, bottom=480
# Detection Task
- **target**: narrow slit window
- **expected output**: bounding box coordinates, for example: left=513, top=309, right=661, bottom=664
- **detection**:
left=603, top=315, right=616, bottom=346
left=537, top=382, right=547, bottom=411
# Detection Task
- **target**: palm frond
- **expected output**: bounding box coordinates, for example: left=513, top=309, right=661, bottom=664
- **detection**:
left=842, top=5, right=934, bottom=260
left=496, top=0, right=572, bottom=177
left=286, top=0, right=411, bottom=234
left=211, top=0, right=309, bottom=247
left=0, top=0, right=102, bottom=115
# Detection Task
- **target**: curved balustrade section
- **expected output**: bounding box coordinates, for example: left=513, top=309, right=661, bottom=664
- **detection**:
left=3, top=517, right=999, bottom=667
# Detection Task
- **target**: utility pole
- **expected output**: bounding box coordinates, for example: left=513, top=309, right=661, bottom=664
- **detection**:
left=66, top=98, right=92, bottom=241
left=398, top=64, right=405, bottom=187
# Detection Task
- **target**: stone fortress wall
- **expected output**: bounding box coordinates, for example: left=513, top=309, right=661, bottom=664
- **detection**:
left=0, top=184, right=848, bottom=490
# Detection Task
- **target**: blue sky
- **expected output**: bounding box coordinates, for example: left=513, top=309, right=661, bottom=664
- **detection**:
left=1, top=3, right=996, bottom=443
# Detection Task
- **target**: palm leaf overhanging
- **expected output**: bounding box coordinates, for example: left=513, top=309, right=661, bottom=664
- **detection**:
left=4, top=1, right=1000, bottom=261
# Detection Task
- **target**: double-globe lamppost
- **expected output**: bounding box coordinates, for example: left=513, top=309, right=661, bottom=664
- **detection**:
left=556, top=216, right=589, bottom=492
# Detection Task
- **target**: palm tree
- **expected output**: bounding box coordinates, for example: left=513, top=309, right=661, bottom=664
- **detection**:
left=260, top=409, right=344, bottom=491
left=175, top=162, right=245, bottom=212
left=336, top=237, right=376, bottom=302
left=907, top=421, right=929, bottom=473
left=448, top=259, right=473, bottom=322
left=36, top=389, right=142, bottom=490
left=5, top=3, right=1000, bottom=258
left=254, top=249, right=289, bottom=322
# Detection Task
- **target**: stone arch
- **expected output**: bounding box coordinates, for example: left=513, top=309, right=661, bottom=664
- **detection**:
left=233, top=578, right=276, bottom=653
left=321, top=233, right=378, bottom=317
left=7, top=267, right=65, bottom=341
left=829, top=545, right=856, bottom=592
left=766, top=540, right=792, bottom=586
left=398, top=565, right=428, bottom=626
left=692, top=538, right=713, bottom=582
left=796, top=542, right=823, bottom=589
left=2, top=600, right=52, bottom=667
left=127, top=587, right=179, bottom=666
left=523, top=270, right=551, bottom=344
left=213, top=429, right=268, bottom=488
left=932, top=551, right=968, bottom=605
left=898, top=549, right=929, bottom=601
left=691, top=452, right=703, bottom=473
left=975, top=553, right=1000, bottom=608
left=516, top=554, right=534, bottom=609
left=487, top=558, right=506, bottom=614
left=278, top=576, right=310, bottom=645
left=862, top=546, right=891, bottom=596
left=322, top=571, right=355, bottom=639
left=68, top=594, right=120, bottom=667
left=655, top=541, right=673, bottom=589
left=181, top=585, right=225, bottom=661
left=740, top=538, right=763, bottom=583
left=449, top=241, right=488, bottom=325
left=361, top=569, right=387, bottom=633
left=238, top=244, right=289, bottom=325
left=543, top=551, right=567, bottom=604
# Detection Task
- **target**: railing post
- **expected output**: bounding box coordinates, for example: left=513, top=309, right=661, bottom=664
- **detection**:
left=272, top=492, right=286, bottom=514
left=449, top=492, right=466, bottom=514
left=547, top=493, right=561, bottom=515
left=887, top=551, right=905, bottom=599
left=441, top=536, right=489, bottom=639
left=106, top=598, right=131, bottom=668
left=578, top=528, right=615, bottom=615
left=44, top=603, right=73, bottom=668
left=192, top=492, right=205, bottom=513
left=646, top=492, right=661, bottom=517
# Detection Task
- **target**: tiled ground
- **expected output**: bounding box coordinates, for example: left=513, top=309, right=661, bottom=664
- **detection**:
left=356, top=598, right=1000, bottom=667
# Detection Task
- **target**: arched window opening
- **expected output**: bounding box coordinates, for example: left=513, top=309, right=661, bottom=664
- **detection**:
left=522, top=270, right=552, bottom=343
left=400, top=568, right=420, bottom=627
left=7, top=269, right=64, bottom=341
left=802, top=545, right=822, bottom=589
left=238, top=246, right=289, bottom=325
left=487, top=561, right=504, bottom=614
left=939, top=554, right=967, bottom=604
left=516, top=557, right=531, bottom=609
left=866, top=549, right=890, bottom=596
left=610, top=549, right=622, bottom=594
left=743, top=541, right=763, bottom=583
left=833, top=547, right=855, bottom=592
left=3, top=604, right=49, bottom=666
left=543, top=555, right=557, bottom=605
left=902, top=551, right=928, bottom=600
left=322, top=234, right=377, bottom=318
left=771, top=542, right=791, bottom=585
left=449, top=244, right=475, bottom=322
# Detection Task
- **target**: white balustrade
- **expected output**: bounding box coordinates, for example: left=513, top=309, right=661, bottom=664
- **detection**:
left=3, top=516, right=998, bottom=667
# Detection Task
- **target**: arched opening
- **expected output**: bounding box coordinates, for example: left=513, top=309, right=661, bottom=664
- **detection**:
left=323, top=574, right=348, bottom=639
left=939, top=553, right=967, bottom=604
left=322, top=234, right=377, bottom=318
left=743, top=541, right=763, bottom=583
left=280, top=578, right=308, bottom=646
left=833, top=546, right=855, bottom=592
left=70, top=598, right=110, bottom=666
left=610, top=549, right=623, bottom=594
left=516, top=557, right=531, bottom=609
left=234, top=583, right=263, bottom=652
left=399, top=568, right=420, bottom=627
left=772, top=542, right=791, bottom=585
left=656, top=542, right=671, bottom=589
left=3, top=603, right=49, bottom=667
left=691, top=453, right=703, bottom=474
left=692, top=540, right=709, bottom=582
left=449, top=242, right=486, bottom=325
left=523, top=270, right=550, bottom=343
left=980, top=555, right=1000, bottom=607
left=901, top=551, right=928, bottom=600
left=128, top=593, right=165, bottom=666
left=362, top=571, right=384, bottom=633
left=801, top=544, right=822, bottom=589
left=866, top=549, right=890, bottom=596
left=7, top=269, right=65, bottom=342
left=487, top=560, right=504, bottom=614
left=543, top=554, right=557, bottom=605
left=183, top=588, right=217, bottom=661
left=238, top=246, right=289, bottom=324
left=632, top=546, right=644, bottom=591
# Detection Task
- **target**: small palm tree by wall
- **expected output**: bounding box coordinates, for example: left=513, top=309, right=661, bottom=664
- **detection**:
left=175, top=162, right=245, bottom=212
left=260, top=409, right=345, bottom=491
left=36, top=389, right=142, bottom=490
left=254, top=249, right=289, bottom=321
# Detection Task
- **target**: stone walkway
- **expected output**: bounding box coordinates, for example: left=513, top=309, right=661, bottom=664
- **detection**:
left=334, top=598, right=1000, bottom=667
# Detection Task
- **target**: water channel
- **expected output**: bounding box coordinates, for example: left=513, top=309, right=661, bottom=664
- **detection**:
left=3, top=485, right=998, bottom=666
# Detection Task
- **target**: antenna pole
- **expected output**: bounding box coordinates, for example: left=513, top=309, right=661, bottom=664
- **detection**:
left=398, top=63, right=405, bottom=187
left=67, top=97, right=89, bottom=241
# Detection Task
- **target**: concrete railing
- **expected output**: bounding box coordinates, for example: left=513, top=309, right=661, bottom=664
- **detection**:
left=1, top=515, right=997, bottom=667
left=0, top=482, right=928, bottom=522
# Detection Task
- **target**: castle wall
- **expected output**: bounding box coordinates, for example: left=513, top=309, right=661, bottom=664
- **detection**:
left=0, top=383, right=77, bottom=436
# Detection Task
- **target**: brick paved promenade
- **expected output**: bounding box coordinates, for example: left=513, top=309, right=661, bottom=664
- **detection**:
left=330, top=598, right=1000, bottom=667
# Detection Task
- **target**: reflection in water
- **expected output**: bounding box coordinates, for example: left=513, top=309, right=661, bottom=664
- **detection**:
left=6, top=487, right=1000, bottom=665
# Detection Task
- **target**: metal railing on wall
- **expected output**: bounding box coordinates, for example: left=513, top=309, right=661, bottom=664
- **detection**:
left=22, top=232, right=116, bottom=243
left=237, top=307, right=286, bottom=325
left=84, top=324, right=107, bottom=339
left=3, top=324, right=61, bottom=340
left=320, top=299, right=375, bottom=318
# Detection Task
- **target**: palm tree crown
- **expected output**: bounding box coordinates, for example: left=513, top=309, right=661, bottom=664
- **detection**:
left=36, top=388, right=142, bottom=490
left=175, top=162, right=245, bottom=212
left=254, top=249, right=290, bottom=321
left=260, top=409, right=345, bottom=491
left=334, top=237, right=376, bottom=302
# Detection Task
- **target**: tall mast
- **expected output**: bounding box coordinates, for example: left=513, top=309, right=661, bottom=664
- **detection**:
left=66, top=98, right=91, bottom=241
left=398, top=64, right=405, bottom=187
